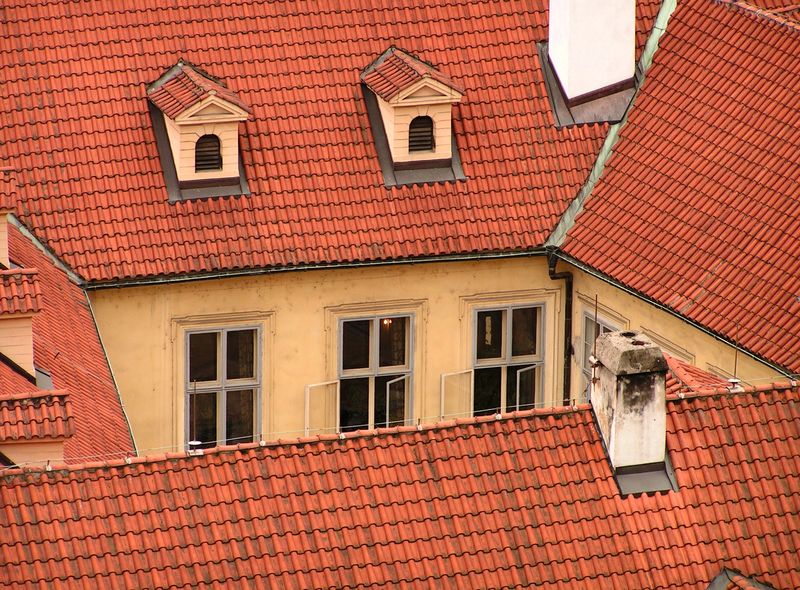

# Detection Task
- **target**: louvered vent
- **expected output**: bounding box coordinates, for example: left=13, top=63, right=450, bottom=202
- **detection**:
left=195, top=134, right=222, bottom=171
left=408, top=116, right=434, bottom=152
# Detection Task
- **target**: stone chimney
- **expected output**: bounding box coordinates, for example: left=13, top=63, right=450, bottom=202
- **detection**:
left=590, top=331, right=667, bottom=472
left=548, top=0, right=636, bottom=104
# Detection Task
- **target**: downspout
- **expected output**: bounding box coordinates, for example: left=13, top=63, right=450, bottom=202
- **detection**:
left=548, top=249, right=573, bottom=405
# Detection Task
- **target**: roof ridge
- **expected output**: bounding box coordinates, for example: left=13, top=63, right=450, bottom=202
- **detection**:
left=0, top=389, right=69, bottom=402
left=717, top=0, right=800, bottom=32
left=0, top=403, right=590, bottom=478
left=0, top=267, right=38, bottom=276
left=667, top=379, right=799, bottom=402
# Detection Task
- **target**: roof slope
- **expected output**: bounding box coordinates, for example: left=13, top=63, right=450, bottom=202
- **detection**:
left=1, top=384, right=798, bottom=589
left=0, top=0, right=659, bottom=283
left=362, top=47, right=464, bottom=102
left=561, top=0, right=800, bottom=373
left=0, top=390, right=73, bottom=442
left=8, top=227, right=134, bottom=462
left=148, top=61, right=252, bottom=119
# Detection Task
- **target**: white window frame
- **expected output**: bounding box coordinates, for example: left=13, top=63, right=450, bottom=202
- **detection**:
left=338, top=314, right=414, bottom=430
left=185, top=325, right=262, bottom=448
left=471, top=304, right=545, bottom=414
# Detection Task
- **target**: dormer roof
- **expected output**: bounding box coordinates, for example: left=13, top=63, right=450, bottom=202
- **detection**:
left=147, top=61, right=252, bottom=120
left=0, top=269, right=41, bottom=316
left=361, top=47, right=464, bottom=103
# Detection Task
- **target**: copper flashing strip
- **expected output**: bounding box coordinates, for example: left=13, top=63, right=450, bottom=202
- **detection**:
left=548, top=53, right=636, bottom=108
left=392, top=158, right=453, bottom=171
left=178, top=176, right=240, bottom=190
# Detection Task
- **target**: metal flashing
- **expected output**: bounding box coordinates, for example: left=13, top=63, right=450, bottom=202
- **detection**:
left=539, top=42, right=637, bottom=127
left=615, top=455, right=677, bottom=496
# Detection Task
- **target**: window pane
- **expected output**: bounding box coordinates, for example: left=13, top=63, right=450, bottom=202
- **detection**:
left=379, top=317, right=407, bottom=367
left=474, top=367, right=502, bottom=416
left=340, top=378, right=370, bottom=432
left=476, top=310, right=503, bottom=359
left=375, top=375, right=406, bottom=428
left=189, top=332, right=218, bottom=383
left=189, top=391, right=217, bottom=448
left=511, top=307, right=537, bottom=357
left=226, top=389, right=255, bottom=445
left=342, top=320, right=371, bottom=370
left=227, top=329, right=255, bottom=380
left=508, top=365, right=537, bottom=411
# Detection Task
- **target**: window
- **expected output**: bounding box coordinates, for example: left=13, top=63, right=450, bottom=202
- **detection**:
left=473, top=306, right=543, bottom=415
left=186, top=327, right=259, bottom=448
left=582, top=313, right=618, bottom=394
left=408, top=116, right=434, bottom=152
left=195, top=134, right=222, bottom=171
left=339, top=315, right=412, bottom=431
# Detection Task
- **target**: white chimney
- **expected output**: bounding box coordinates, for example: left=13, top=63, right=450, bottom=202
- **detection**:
left=548, top=0, right=636, bottom=103
left=590, top=331, right=667, bottom=470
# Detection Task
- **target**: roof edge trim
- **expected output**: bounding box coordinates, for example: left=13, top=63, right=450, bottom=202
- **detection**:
left=83, top=248, right=546, bottom=290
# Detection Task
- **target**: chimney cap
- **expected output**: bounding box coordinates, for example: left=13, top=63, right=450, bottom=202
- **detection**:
left=595, top=331, right=668, bottom=376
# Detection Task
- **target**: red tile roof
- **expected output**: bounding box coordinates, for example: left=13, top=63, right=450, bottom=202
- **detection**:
left=0, top=390, right=73, bottom=442
left=0, top=168, right=16, bottom=212
left=147, top=61, right=252, bottom=119
left=8, top=227, right=134, bottom=462
left=561, top=0, right=800, bottom=373
left=665, top=354, right=731, bottom=395
left=0, top=269, right=41, bottom=315
left=362, top=47, right=464, bottom=102
left=0, top=1, right=660, bottom=283
left=0, top=362, right=38, bottom=397
left=1, top=383, right=798, bottom=588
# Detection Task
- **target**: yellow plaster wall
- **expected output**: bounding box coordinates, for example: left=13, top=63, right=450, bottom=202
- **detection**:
left=0, top=439, right=64, bottom=467
left=89, top=257, right=565, bottom=455
left=0, top=316, right=34, bottom=374
left=567, top=264, right=784, bottom=400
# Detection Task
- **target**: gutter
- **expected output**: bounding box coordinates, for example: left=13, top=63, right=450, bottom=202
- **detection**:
left=547, top=250, right=574, bottom=405
left=554, top=251, right=795, bottom=378
left=83, top=248, right=548, bottom=290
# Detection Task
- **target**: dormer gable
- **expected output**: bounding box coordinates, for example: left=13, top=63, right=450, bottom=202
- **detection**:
left=361, top=48, right=465, bottom=183
left=147, top=61, right=251, bottom=200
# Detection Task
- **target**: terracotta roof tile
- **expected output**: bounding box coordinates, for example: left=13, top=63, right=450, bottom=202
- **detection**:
left=1, top=384, right=798, bottom=588
left=0, top=0, right=661, bottom=283
left=0, top=390, right=73, bottom=442
left=362, top=47, right=464, bottom=102
left=8, top=227, right=134, bottom=462
left=147, top=61, right=252, bottom=119
left=561, top=0, right=800, bottom=373
left=665, top=354, right=731, bottom=395
left=0, top=269, right=41, bottom=315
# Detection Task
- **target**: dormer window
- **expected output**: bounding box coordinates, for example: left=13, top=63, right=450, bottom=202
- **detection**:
left=195, top=134, right=222, bottom=171
left=361, top=47, right=466, bottom=187
left=147, top=61, right=252, bottom=201
left=408, top=116, right=434, bottom=152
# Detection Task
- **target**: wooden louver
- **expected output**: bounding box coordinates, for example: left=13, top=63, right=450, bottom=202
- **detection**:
left=408, top=116, right=435, bottom=152
left=195, top=134, right=222, bottom=171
